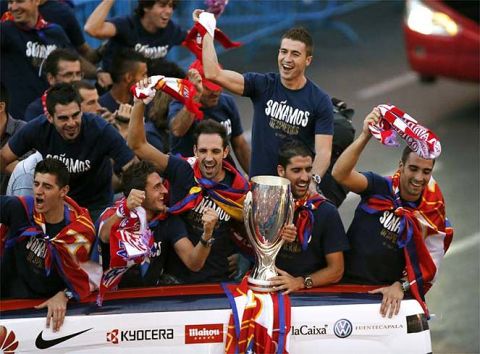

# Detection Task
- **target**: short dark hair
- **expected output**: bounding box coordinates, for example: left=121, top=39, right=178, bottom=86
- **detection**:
left=121, top=160, right=158, bottom=197
left=147, top=58, right=186, bottom=78
left=44, top=48, right=80, bottom=76
left=135, top=0, right=178, bottom=17
left=281, top=27, right=313, bottom=57
left=110, top=49, right=147, bottom=84
left=72, top=80, right=96, bottom=92
left=400, top=146, right=436, bottom=166
left=45, top=83, right=82, bottom=116
left=0, top=82, right=8, bottom=112
left=278, top=139, right=313, bottom=168
left=34, top=158, right=70, bottom=188
left=193, top=119, right=229, bottom=148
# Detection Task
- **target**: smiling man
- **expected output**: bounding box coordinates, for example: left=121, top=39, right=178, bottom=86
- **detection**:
left=201, top=21, right=333, bottom=187
left=168, top=60, right=251, bottom=173
left=332, top=107, right=453, bottom=318
left=269, top=140, right=348, bottom=294
left=0, top=158, right=97, bottom=332
left=0, top=83, right=135, bottom=221
left=97, top=160, right=218, bottom=290
left=128, top=86, right=250, bottom=283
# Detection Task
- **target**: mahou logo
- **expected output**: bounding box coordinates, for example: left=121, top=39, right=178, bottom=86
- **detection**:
left=185, top=324, right=223, bottom=344
left=0, top=326, right=19, bottom=353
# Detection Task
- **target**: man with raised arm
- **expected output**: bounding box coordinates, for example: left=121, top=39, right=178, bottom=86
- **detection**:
left=97, top=160, right=218, bottom=291
left=127, top=80, right=250, bottom=283
left=200, top=13, right=333, bottom=195
left=332, top=108, right=453, bottom=318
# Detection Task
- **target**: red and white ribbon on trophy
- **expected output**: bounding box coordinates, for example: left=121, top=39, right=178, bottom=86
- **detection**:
left=368, top=104, right=442, bottom=159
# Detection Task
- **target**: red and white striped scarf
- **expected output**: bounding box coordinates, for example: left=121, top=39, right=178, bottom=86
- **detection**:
left=369, top=104, right=441, bottom=159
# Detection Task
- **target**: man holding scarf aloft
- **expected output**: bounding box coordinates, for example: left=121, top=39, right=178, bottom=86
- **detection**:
left=128, top=78, right=250, bottom=283
left=269, top=140, right=349, bottom=294
left=332, top=107, right=453, bottom=318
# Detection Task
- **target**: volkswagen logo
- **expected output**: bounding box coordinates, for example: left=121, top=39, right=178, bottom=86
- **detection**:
left=333, top=319, right=353, bottom=338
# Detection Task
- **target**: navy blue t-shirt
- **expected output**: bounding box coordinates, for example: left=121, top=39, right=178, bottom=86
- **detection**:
left=243, top=72, right=333, bottom=177
left=163, top=155, right=236, bottom=283
left=39, top=0, right=86, bottom=47
left=145, top=120, right=168, bottom=153
left=342, top=172, right=408, bottom=285
left=167, top=93, right=244, bottom=157
left=102, top=14, right=186, bottom=71
left=0, top=20, right=72, bottom=119
left=24, top=97, right=43, bottom=122
left=276, top=200, right=349, bottom=277
left=7, top=113, right=134, bottom=209
left=99, top=91, right=120, bottom=113
left=0, top=196, right=66, bottom=298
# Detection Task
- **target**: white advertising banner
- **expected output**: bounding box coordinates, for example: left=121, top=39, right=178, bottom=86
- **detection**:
left=0, top=299, right=431, bottom=353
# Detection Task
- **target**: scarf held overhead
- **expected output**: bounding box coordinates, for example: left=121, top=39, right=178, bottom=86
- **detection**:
left=223, top=276, right=291, bottom=354
left=360, top=172, right=453, bottom=317
left=369, top=104, right=441, bottom=160
left=167, top=157, right=249, bottom=221
left=1, top=196, right=96, bottom=300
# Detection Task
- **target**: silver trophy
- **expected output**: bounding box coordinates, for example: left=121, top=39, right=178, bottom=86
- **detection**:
left=243, top=176, right=294, bottom=292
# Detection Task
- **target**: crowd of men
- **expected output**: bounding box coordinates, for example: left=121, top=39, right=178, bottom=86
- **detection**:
left=0, top=0, right=452, bottom=332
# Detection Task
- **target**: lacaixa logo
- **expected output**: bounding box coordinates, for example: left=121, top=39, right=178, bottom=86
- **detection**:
left=0, top=325, right=19, bottom=354
left=185, top=324, right=223, bottom=344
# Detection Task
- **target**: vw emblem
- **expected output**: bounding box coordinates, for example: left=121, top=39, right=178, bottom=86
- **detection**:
left=333, top=319, right=353, bottom=338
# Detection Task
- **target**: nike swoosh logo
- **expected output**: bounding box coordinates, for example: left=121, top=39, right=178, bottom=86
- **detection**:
left=35, top=328, right=93, bottom=349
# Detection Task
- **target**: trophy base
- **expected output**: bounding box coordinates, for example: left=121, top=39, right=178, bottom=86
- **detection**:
left=247, top=276, right=278, bottom=293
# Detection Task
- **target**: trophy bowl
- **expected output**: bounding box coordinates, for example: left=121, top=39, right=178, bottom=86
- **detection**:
left=243, top=175, right=294, bottom=292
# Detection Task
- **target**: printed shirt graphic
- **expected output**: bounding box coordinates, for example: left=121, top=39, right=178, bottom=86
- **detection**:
left=343, top=172, right=407, bottom=284
left=0, top=20, right=72, bottom=119
left=243, top=72, right=333, bottom=177
left=102, top=14, right=186, bottom=71
left=8, top=114, right=134, bottom=208
left=168, top=93, right=244, bottom=157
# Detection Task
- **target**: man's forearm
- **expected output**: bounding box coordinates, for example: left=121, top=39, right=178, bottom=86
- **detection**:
left=169, top=107, right=195, bottom=137
left=332, top=132, right=370, bottom=182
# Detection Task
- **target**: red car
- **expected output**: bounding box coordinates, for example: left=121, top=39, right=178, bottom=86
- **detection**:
left=403, top=0, right=480, bottom=82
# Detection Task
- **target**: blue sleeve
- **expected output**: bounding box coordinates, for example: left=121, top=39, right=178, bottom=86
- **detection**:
left=61, top=7, right=85, bottom=47
left=167, top=100, right=185, bottom=126
left=166, top=215, right=189, bottom=245
left=316, top=203, right=349, bottom=255
left=242, top=72, right=268, bottom=98
left=145, top=121, right=166, bottom=153
left=314, top=93, right=334, bottom=135
left=102, top=123, right=135, bottom=170
left=0, top=196, right=24, bottom=225
left=109, top=16, right=131, bottom=42
left=169, top=21, right=188, bottom=45
left=361, top=172, right=391, bottom=197
left=24, top=100, right=43, bottom=122
left=7, top=122, right=38, bottom=157
left=225, top=96, right=243, bottom=137
left=164, top=155, right=194, bottom=203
